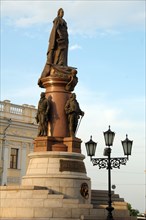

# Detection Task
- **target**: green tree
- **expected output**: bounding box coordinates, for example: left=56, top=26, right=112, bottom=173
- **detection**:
left=127, top=203, right=140, bottom=216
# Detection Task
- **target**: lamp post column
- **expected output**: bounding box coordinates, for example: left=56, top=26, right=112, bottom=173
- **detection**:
left=106, top=147, right=114, bottom=220
left=85, top=127, right=133, bottom=220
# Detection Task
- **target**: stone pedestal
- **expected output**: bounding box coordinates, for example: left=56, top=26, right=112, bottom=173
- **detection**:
left=22, top=151, right=91, bottom=203
left=42, top=75, right=70, bottom=138
left=34, top=71, right=82, bottom=153
left=34, top=136, right=81, bottom=153
left=63, top=137, right=81, bottom=153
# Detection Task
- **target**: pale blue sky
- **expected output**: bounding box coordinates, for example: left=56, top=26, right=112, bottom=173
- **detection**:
left=1, top=0, right=145, bottom=213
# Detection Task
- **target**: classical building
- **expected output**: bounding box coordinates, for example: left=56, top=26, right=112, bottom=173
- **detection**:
left=0, top=100, right=38, bottom=185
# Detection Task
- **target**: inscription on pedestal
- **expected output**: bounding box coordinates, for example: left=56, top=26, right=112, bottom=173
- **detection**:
left=60, top=160, right=86, bottom=173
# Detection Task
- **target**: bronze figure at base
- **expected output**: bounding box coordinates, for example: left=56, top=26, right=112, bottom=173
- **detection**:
left=65, top=93, right=84, bottom=138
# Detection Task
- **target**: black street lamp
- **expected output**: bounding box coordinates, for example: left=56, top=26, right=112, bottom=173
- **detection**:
left=85, top=126, right=133, bottom=220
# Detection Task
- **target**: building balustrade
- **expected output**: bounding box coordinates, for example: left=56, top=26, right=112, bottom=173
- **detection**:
left=0, top=100, right=37, bottom=124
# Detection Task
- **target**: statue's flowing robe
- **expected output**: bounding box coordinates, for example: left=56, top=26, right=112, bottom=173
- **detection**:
left=47, top=16, right=68, bottom=65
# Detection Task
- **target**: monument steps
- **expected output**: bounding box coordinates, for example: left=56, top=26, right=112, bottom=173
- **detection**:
left=91, top=189, right=125, bottom=208
left=0, top=185, right=137, bottom=219
left=84, top=217, right=137, bottom=220
left=0, top=185, right=90, bottom=219
left=0, top=219, right=81, bottom=220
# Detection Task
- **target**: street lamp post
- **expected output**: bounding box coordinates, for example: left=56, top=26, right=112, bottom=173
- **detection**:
left=85, top=126, right=133, bottom=220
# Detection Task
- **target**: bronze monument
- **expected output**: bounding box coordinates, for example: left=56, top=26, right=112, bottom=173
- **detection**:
left=35, top=8, right=84, bottom=153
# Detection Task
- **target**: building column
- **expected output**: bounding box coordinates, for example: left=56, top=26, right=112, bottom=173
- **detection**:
left=29, top=143, right=34, bottom=153
left=1, top=141, right=9, bottom=185
left=20, top=143, right=27, bottom=179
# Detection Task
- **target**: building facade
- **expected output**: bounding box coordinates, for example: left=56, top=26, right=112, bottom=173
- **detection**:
left=0, top=100, right=38, bottom=185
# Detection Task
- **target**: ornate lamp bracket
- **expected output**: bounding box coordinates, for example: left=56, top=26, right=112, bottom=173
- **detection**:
left=91, top=157, right=128, bottom=169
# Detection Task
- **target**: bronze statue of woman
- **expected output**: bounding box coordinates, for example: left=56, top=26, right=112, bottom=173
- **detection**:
left=38, top=8, right=69, bottom=87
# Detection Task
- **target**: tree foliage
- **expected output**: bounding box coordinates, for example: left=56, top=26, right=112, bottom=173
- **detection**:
left=127, top=203, right=140, bottom=216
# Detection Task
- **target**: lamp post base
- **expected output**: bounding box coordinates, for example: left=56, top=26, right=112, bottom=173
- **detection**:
left=106, top=206, right=114, bottom=220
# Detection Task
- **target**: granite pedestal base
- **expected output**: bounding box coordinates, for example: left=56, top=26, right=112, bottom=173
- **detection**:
left=0, top=152, right=136, bottom=220
left=22, top=152, right=91, bottom=203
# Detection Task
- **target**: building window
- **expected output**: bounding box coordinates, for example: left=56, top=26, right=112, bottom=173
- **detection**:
left=10, top=148, right=18, bottom=169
